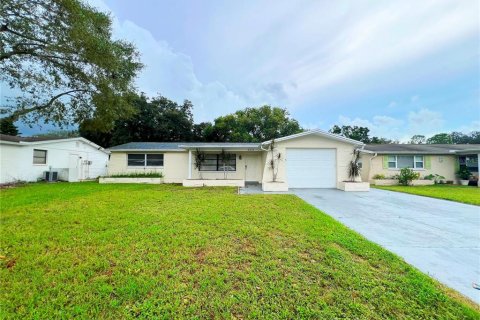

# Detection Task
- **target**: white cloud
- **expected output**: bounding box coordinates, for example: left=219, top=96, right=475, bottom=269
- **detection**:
left=337, top=109, right=455, bottom=142
left=455, top=120, right=480, bottom=134
left=387, top=101, right=397, bottom=109
left=408, top=108, right=445, bottom=133
left=89, top=0, right=281, bottom=123
left=90, top=0, right=478, bottom=121
left=337, top=114, right=404, bottom=140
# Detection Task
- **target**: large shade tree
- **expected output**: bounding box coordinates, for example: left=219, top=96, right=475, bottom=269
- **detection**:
left=0, top=117, right=19, bottom=135
left=0, top=0, right=142, bottom=130
left=208, top=105, right=302, bottom=142
left=329, top=125, right=394, bottom=144
left=426, top=133, right=453, bottom=144
left=80, top=94, right=195, bottom=147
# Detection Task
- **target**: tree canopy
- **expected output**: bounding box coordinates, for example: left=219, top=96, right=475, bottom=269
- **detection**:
left=208, top=106, right=302, bottom=142
left=409, top=135, right=426, bottom=144
left=80, top=94, right=195, bottom=146
left=0, top=0, right=142, bottom=130
left=329, top=125, right=394, bottom=144
left=426, top=133, right=453, bottom=144
left=0, top=117, right=19, bottom=135
left=80, top=102, right=303, bottom=147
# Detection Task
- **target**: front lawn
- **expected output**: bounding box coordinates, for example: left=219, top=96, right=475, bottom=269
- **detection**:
left=374, top=184, right=480, bottom=206
left=1, top=183, right=478, bottom=319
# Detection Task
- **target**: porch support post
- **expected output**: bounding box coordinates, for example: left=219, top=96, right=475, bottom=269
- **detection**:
left=478, top=153, right=479, bottom=187
left=188, top=149, right=192, bottom=179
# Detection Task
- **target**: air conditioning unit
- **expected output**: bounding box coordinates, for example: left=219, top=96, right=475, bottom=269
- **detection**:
left=44, top=171, right=58, bottom=182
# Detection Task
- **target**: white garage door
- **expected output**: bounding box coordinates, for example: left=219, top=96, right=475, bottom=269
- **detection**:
left=286, top=148, right=336, bottom=188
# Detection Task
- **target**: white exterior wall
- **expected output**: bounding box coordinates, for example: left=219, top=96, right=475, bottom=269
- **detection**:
left=0, top=140, right=108, bottom=184
left=262, top=135, right=358, bottom=188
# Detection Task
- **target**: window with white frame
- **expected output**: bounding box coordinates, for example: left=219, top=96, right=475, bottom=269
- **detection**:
left=127, top=154, right=164, bottom=167
left=33, top=149, right=47, bottom=164
left=388, top=155, right=424, bottom=169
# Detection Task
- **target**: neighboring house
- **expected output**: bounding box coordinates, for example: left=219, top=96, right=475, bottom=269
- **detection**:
left=108, top=130, right=480, bottom=190
left=0, top=134, right=109, bottom=184
left=360, top=144, right=480, bottom=184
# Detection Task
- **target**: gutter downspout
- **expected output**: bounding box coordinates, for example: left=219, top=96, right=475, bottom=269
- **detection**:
left=369, top=152, right=378, bottom=182
left=188, top=149, right=192, bottom=179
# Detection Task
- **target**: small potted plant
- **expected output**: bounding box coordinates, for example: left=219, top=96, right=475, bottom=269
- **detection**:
left=457, top=167, right=471, bottom=186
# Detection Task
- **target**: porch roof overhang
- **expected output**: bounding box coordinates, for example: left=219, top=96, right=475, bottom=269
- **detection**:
left=449, top=149, right=480, bottom=155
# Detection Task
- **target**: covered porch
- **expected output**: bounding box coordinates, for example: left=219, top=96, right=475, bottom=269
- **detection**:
left=452, top=149, right=479, bottom=187
left=179, top=143, right=265, bottom=187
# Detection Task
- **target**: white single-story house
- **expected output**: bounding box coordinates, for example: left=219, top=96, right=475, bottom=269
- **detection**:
left=0, top=134, right=109, bottom=184
left=106, top=128, right=479, bottom=190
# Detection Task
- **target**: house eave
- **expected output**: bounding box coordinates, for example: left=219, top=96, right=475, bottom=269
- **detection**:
left=109, top=149, right=185, bottom=152
left=178, top=144, right=262, bottom=151
left=0, top=137, right=109, bottom=154
left=261, top=129, right=365, bottom=146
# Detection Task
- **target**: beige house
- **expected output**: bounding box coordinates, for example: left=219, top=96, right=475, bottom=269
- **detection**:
left=107, top=130, right=364, bottom=190
left=107, top=130, right=480, bottom=190
left=360, top=144, right=480, bottom=185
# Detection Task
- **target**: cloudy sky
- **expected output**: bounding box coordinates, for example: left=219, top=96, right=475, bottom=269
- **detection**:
left=13, top=0, right=480, bottom=140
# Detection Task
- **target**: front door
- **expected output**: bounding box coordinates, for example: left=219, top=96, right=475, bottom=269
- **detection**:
left=244, top=154, right=261, bottom=182
left=68, top=154, right=81, bottom=182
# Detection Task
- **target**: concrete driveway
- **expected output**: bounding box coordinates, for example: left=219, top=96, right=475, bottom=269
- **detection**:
left=292, top=188, right=480, bottom=303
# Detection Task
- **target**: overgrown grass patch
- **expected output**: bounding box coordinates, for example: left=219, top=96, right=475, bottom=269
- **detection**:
left=1, top=183, right=478, bottom=319
left=374, top=184, right=480, bottom=206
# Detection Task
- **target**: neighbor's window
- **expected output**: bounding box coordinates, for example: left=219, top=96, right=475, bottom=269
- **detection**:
left=33, top=149, right=47, bottom=164
left=199, top=154, right=236, bottom=171
left=127, top=154, right=164, bottom=167
left=388, top=155, right=423, bottom=169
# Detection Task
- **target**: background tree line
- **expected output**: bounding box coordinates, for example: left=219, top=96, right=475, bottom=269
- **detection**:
left=77, top=94, right=303, bottom=147
left=329, top=125, right=480, bottom=145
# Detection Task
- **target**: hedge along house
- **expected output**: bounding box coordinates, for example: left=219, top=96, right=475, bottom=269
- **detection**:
left=106, top=129, right=365, bottom=190
left=360, top=144, right=480, bottom=186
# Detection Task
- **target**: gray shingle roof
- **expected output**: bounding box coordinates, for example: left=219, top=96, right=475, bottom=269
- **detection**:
left=364, top=144, right=480, bottom=154
left=109, top=142, right=184, bottom=150
left=109, top=142, right=261, bottom=151
left=0, top=134, right=66, bottom=143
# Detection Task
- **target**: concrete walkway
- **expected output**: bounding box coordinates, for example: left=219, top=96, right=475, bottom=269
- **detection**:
left=290, top=188, right=480, bottom=303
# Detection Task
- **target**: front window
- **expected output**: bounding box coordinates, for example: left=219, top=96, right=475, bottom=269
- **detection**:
left=388, top=155, right=423, bottom=169
left=33, top=149, right=47, bottom=164
left=459, top=155, right=479, bottom=172
left=199, top=153, right=236, bottom=171
left=127, top=154, right=164, bottom=167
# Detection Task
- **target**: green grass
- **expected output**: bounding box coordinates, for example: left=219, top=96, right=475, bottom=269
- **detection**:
left=1, top=183, right=478, bottom=319
left=374, top=184, right=480, bottom=206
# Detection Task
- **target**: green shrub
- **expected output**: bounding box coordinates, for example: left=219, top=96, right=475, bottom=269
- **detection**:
left=105, top=172, right=164, bottom=178
left=424, top=173, right=446, bottom=184
left=456, top=167, right=471, bottom=180
left=397, top=168, right=420, bottom=186
left=372, top=174, right=386, bottom=180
